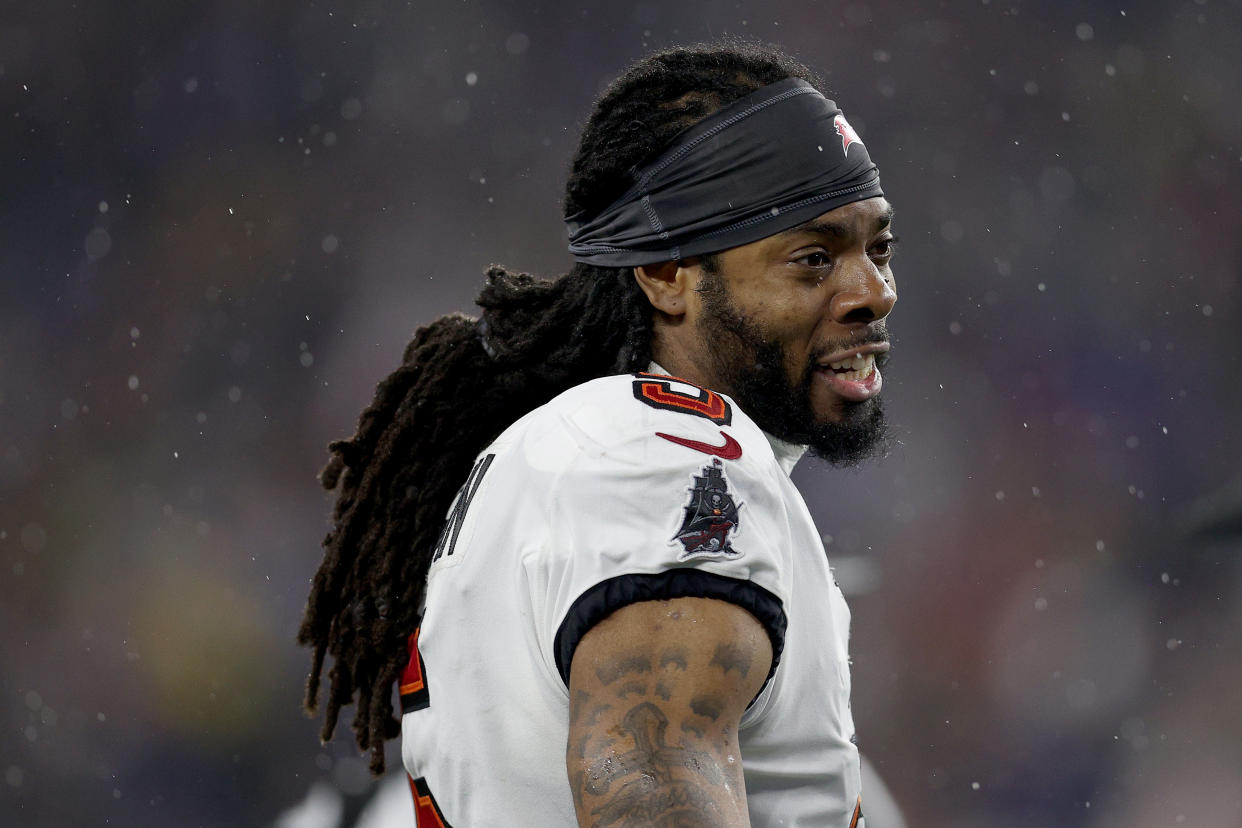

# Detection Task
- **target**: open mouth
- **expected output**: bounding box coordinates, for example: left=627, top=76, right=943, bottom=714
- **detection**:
left=813, top=345, right=886, bottom=402
left=823, top=352, right=876, bottom=383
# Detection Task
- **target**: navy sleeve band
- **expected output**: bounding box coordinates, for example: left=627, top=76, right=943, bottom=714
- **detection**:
left=553, top=568, right=787, bottom=687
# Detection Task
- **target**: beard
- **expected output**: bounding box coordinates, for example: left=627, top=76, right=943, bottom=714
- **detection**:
left=696, top=272, right=891, bottom=467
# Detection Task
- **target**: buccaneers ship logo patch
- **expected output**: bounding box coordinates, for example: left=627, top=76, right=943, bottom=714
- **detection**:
left=673, top=458, right=742, bottom=560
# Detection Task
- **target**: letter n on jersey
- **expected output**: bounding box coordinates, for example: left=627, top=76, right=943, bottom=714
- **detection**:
left=431, top=453, right=495, bottom=564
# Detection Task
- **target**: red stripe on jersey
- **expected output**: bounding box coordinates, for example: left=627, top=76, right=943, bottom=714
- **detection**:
left=399, top=627, right=425, bottom=696
left=407, top=774, right=451, bottom=827
left=400, top=627, right=430, bottom=712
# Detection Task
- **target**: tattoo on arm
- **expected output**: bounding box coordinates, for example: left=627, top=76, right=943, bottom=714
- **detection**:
left=660, top=647, right=689, bottom=671
left=585, top=702, right=727, bottom=826
left=567, top=598, right=772, bottom=827
left=709, top=643, right=753, bottom=679
left=688, top=694, right=723, bottom=722
left=617, top=680, right=649, bottom=699
left=571, top=692, right=615, bottom=730
left=595, top=654, right=652, bottom=686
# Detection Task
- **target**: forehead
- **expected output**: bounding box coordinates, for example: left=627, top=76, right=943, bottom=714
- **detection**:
left=778, top=197, right=894, bottom=237
left=722, top=197, right=894, bottom=260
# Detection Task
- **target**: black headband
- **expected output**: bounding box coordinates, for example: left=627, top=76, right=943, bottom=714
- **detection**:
left=566, top=77, right=884, bottom=266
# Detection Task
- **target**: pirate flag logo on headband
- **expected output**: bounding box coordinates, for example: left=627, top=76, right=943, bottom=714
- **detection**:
left=834, top=113, right=863, bottom=156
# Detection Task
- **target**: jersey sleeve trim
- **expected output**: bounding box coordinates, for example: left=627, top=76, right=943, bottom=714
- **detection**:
left=553, top=568, right=787, bottom=687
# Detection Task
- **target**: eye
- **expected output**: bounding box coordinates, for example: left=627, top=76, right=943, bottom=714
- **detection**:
left=795, top=251, right=832, bottom=269
left=870, top=235, right=899, bottom=261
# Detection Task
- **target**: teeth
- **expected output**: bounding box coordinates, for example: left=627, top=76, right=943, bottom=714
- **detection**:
left=825, top=352, right=875, bottom=381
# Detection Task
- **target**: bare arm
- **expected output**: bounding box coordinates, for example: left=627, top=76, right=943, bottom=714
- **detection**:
left=566, top=596, right=774, bottom=827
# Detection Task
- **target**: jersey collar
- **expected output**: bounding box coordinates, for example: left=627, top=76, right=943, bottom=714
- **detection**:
left=765, top=433, right=808, bottom=476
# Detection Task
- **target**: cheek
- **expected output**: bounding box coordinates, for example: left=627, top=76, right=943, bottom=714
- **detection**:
left=751, top=288, right=821, bottom=331
left=773, top=313, right=826, bottom=373
left=727, top=273, right=826, bottom=360
left=776, top=303, right=830, bottom=356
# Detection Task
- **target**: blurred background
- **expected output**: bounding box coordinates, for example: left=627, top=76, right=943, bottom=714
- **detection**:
left=3, top=0, right=1240, bottom=825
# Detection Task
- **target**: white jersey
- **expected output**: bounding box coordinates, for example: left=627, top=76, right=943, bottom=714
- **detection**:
left=400, top=371, right=864, bottom=827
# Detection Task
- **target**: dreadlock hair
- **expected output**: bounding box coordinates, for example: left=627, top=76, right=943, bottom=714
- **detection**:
left=298, top=40, right=822, bottom=774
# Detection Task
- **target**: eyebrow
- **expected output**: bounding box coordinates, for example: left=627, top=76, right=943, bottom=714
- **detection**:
left=779, top=204, right=895, bottom=239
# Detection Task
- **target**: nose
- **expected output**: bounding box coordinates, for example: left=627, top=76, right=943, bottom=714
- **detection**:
left=828, top=255, right=897, bottom=325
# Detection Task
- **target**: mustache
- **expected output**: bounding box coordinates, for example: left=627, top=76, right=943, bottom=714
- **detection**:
left=809, top=321, right=892, bottom=364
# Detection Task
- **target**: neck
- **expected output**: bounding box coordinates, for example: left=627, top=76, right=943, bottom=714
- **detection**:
left=649, top=323, right=728, bottom=393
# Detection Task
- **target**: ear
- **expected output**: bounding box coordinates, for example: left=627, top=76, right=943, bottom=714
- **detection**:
left=634, top=259, right=700, bottom=318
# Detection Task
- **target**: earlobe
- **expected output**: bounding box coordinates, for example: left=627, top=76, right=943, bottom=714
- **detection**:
left=634, top=260, right=692, bottom=318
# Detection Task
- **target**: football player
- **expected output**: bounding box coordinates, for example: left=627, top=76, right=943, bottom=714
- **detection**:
left=300, top=41, right=898, bottom=827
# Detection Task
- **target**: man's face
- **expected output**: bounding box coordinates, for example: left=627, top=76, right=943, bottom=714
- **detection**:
left=693, top=197, right=897, bottom=465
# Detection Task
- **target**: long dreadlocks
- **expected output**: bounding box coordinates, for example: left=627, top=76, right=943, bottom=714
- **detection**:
left=298, top=41, right=822, bottom=774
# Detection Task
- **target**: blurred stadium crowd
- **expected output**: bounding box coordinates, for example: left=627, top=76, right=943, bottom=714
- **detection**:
left=2, top=1, right=1239, bottom=825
